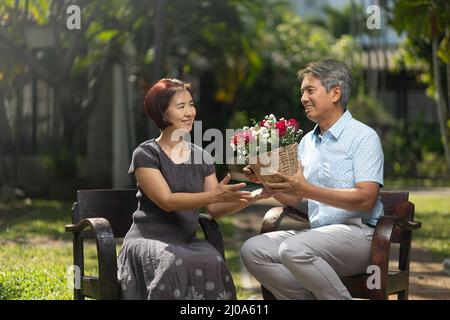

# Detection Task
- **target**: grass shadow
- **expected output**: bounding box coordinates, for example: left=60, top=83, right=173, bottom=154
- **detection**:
left=0, top=199, right=73, bottom=243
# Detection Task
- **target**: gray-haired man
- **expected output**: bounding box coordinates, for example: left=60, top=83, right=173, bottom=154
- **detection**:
left=241, top=60, right=384, bottom=299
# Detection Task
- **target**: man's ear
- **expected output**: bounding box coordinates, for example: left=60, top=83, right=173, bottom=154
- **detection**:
left=331, top=86, right=342, bottom=104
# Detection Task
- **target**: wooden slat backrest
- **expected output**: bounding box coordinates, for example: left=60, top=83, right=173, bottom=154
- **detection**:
left=380, top=191, right=413, bottom=243
left=72, top=189, right=137, bottom=238
left=380, top=191, right=409, bottom=217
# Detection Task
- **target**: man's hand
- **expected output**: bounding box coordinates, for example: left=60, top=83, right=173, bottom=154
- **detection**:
left=243, top=165, right=262, bottom=184
left=265, top=162, right=309, bottom=197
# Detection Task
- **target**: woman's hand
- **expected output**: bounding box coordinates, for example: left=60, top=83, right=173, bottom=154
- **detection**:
left=249, top=187, right=275, bottom=203
left=264, top=162, right=309, bottom=197
left=211, top=173, right=253, bottom=203
left=243, top=165, right=262, bottom=184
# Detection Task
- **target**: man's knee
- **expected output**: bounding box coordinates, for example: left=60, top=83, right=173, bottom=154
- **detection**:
left=278, top=240, right=312, bottom=266
left=240, top=236, right=261, bottom=263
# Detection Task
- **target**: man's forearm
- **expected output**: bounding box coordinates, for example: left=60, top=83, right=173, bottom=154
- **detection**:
left=273, top=193, right=302, bottom=208
left=301, top=183, right=376, bottom=212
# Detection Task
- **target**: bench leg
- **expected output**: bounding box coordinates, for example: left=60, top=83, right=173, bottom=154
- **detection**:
left=397, top=289, right=408, bottom=300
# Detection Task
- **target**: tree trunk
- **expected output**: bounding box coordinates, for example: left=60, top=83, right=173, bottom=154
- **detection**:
left=13, top=82, right=24, bottom=181
left=432, top=35, right=450, bottom=170
left=147, top=0, right=167, bottom=139
left=0, top=86, right=13, bottom=146
left=447, top=61, right=450, bottom=116
left=446, top=27, right=450, bottom=118
left=52, top=86, right=63, bottom=144
left=0, top=86, right=12, bottom=184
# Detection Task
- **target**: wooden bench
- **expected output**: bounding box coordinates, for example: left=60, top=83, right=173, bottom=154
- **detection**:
left=65, top=189, right=227, bottom=300
left=259, top=191, right=422, bottom=300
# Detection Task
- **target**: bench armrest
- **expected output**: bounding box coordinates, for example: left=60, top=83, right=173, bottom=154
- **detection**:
left=369, top=210, right=421, bottom=296
left=260, top=206, right=309, bottom=234
left=65, top=218, right=120, bottom=299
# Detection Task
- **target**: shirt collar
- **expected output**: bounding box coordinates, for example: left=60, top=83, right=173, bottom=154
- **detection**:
left=312, top=109, right=352, bottom=140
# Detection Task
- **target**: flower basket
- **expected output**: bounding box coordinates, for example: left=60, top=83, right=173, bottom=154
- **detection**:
left=230, top=114, right=303, bottom=183
left=248, top=143, right=298, bottom=183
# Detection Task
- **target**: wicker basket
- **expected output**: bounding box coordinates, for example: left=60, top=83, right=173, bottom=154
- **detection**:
left=248, top=143, right=298, bottom=183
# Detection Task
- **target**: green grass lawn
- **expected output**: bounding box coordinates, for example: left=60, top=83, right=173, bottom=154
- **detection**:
left=0, top=200, right=246, bottom=300
left=409, top=195, right=450, bottom=261
left=0, top=194, right=448, bottom=300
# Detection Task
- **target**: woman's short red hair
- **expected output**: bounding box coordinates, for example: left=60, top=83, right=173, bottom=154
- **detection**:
left=143, top=78, right=193, bottom=129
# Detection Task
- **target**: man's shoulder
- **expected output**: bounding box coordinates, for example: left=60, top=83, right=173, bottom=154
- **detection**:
left=347, top=117, right=379, bottom=138
left=299, top=130, right=316, bottom=148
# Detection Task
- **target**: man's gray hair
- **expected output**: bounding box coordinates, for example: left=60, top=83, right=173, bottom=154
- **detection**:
left=297, top=60, right=352, bottom=107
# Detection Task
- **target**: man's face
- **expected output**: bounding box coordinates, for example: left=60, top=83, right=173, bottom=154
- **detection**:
left=300, top=73, right=336, bottom=123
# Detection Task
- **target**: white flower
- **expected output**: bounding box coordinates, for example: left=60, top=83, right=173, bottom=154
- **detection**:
left=258, top=127, right=269, bottom=139
left=259, top=136, right=268, bottom=147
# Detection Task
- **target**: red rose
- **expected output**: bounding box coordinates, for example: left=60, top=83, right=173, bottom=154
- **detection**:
left=259, top=119, right=267, bottom=127
left=231, top=135, right=237, bottom=146
left=286, top=118, right=299, bottom=131
left=275, top=120, right=287, bottom=137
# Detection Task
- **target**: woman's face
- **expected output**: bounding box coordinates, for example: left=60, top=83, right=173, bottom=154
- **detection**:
left=164, top=89, right=196, bottom=132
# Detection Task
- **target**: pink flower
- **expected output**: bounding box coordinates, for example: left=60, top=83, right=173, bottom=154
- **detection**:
left=244, top=130, right=256, bottom=143
left=231, top=132, right=244, bottom=146
left=231, top=130, right=255, bottom=146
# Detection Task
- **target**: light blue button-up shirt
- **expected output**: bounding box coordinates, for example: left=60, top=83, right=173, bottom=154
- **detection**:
left=298, top=110, right=384, bottom=228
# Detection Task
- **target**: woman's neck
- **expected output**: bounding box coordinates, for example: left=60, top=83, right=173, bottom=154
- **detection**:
left=156, top=130, right=191, bottom=164
left=155, top=130, right=186, bottom=150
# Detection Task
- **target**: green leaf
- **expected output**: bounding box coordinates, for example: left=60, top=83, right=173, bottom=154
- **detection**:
left=95, top=29, right=119, bottom=43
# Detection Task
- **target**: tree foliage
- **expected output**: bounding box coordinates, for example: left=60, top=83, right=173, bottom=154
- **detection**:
left=388, top=0, right=450, bottom=170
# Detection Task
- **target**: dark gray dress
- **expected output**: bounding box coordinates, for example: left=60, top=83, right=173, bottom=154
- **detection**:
left=117, top=139, right=236, bottom=300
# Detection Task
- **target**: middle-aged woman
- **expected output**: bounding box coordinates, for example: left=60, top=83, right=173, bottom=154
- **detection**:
left=117, top=78, right=268, bottom=300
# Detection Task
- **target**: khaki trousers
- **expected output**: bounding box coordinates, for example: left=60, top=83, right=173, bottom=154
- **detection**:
left=240, top=217, right=374, bottom=300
